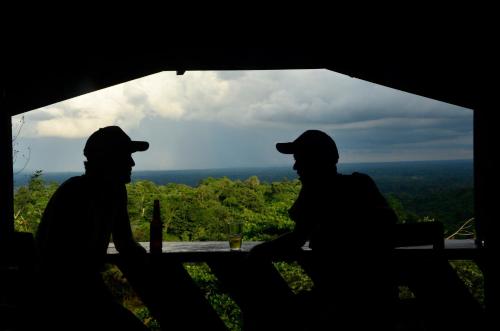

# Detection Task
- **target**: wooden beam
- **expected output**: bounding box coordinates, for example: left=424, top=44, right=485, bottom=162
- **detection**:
left=0, top=99, right=14, bottom=239
left=474, top=105, right=498, bottom=323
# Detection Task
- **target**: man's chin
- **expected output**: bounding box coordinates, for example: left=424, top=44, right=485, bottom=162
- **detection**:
left=122, top=173, right=132, bottom=184
left=110, top=174, right=131, bottom=184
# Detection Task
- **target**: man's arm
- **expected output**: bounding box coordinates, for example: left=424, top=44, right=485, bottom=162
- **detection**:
left=250, top=231, right=306, bottom=257
left=251, top=189, right=314, bottom=256
left=112, top=187, right=147, bottom=258
left=250, top=214, right=312, bottom=256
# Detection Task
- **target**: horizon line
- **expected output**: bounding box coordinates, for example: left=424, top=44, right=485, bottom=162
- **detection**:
left=15, top=158, right=473, bottom=175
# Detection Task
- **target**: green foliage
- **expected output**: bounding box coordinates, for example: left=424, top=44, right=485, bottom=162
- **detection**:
left=273, top=262, right=314, bottom=294
left=386, top=193, right=418, bottom=223
left=125, top=177, right=300, bottom=242
left=14, top=170, right=58, bottom=233
left=384, top=188, right=474, bottom=234
left=184, top=263, right=242, bottom=331
left=450, top=260, right=485, bottom=307
left=102, top=264, right=162, bottom=330
left=134, top=307, right=161, bottom=330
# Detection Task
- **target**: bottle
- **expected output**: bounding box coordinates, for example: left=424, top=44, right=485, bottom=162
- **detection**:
left=150, top=199, right=163, bottom=255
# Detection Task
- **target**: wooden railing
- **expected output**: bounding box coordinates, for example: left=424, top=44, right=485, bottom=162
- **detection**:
left=106, top=239, right=481, bottom=260
left=104, top=239, right=483, bottom=330
left=0, top=232, right=484, bottom=330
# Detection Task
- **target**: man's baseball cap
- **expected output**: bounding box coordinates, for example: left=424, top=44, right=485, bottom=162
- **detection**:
left=276, top=130, right=339, bottom=162
left=84, top=126, right=149, bottom=158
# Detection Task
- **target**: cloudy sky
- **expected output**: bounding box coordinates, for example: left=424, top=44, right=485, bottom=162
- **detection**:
left=12, top=69, right=473, bottom=172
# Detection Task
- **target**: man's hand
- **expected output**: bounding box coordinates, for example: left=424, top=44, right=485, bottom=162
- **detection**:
left=249, top=240, right=277, bottom=257
left=250, top=231, right=306, bottom=261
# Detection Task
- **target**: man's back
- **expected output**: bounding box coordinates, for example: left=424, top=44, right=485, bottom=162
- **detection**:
left=36, top=175, right=123, bottom=277
left=290, top=172, right=396, bottom=253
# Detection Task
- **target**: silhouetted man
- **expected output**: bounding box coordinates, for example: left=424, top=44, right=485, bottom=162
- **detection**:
left=35, top=126, right=150, bottom=330
left=248, top=130, right=397, bottom=330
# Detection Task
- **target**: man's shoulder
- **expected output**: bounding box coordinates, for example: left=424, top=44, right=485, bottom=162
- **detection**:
left=350, top=171, right=371, bottom=179
left=60, top=175, right=86, bottom=187
left=42, top=176, right=89, bottom=217
left=55, top=175, right=88, bottom=194
left=345, top=172, right=375, bottom=184
left=341, top=172, right=379, bottom=192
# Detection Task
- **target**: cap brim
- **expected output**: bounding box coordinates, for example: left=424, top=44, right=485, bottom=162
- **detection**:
left=276, top=142, right=295, bottom=154
left=131, top=141, right=149, bottom=153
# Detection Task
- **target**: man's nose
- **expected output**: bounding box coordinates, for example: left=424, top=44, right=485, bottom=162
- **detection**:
left=293, top=162, right=297, bottom=171
left=129, top=156, right=135, bottom=167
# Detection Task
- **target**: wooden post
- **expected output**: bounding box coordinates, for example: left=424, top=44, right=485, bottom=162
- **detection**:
left=474, top=105, right=498, bottom=323
left=474, top=109, right=488, bottom=247
left=0, top=94, right=14, bottom=240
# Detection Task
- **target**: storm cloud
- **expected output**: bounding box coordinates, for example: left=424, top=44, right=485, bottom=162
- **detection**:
left=14, top=69, right=472, bottom=171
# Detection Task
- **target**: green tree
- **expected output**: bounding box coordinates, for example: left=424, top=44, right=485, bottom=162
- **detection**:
left=14, top=170, right=57, bottom=233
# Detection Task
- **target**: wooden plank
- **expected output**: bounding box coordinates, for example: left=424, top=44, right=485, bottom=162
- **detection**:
left=474, top=105, right=498, bottom=323
left=107, top=240, right=478, bottom=253
left=106, top=239, right=480, bottom=261
left=107, top=241, right=263, bottom=254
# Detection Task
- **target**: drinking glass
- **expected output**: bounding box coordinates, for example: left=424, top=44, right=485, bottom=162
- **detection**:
left=227, top=221, right=244, bottom=251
